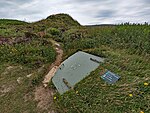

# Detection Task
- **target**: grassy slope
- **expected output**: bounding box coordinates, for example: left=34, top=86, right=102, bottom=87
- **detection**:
left=56, top=48, right=150, bottom=113
left=0, top=19, right=28, bottom=37
left=0, top=38, right=56, bottom=113
left=55, top=25, right=150, bottom=113
left=0, top=14, right=150, bottom=113
left=0, top=14, right=80, bottom=113
left=0, top=18, right=54, bottom=113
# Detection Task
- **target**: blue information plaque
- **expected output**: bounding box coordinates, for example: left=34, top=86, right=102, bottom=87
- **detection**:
left=101, top=71, right=120, bottom=84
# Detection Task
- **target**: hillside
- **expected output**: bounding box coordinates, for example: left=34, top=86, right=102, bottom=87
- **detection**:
left=0, top=14, right=150, bottom=113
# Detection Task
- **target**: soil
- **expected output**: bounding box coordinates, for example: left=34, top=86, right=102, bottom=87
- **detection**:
left=0, top=36, right=13, bottom=45
left=0, top=36, right=33, bottom=45
left=43, top=40, right=63, bottom=86
left=34, top=86, right=54, bottom=111
left=0, top=85, right=14, bottom=97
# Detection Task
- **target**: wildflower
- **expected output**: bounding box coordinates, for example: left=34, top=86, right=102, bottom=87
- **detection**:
left=144, top=82, right=149, bottom=86
left=75, top=91, right=79, bottom=94
left=140, top=111, right=144, bottom=113
left=53, top=96, right=57, bottom=100
left=129, top=94, right=133, bottom=97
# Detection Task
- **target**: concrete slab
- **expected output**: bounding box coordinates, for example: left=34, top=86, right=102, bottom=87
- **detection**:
left=52, top=51, right=104, bottom=94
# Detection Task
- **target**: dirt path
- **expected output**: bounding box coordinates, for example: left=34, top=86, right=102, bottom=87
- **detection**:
left=35, top=39, right=63, bottom=113
left=43, top=39, right=63, bottom=87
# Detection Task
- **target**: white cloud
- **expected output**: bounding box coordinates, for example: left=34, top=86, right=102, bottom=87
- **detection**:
left=0, top=0, right=149, bottom=25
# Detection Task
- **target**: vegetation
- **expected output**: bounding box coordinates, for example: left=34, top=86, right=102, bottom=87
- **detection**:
left=0, top=38, right=56, bottom=68
left=0, top=19, right=27, bottom=25
left=62, top=25, right=150, bottom=55
left=0, top=18, right=56, bottom=113
left=53, top=22, right=150, bottom=113
left=0, top=14, right=149, bottom=113
left=0, top=63, right=49, bottom=113
left=56, top=46, right=150, bottom=113
left=0, top=19, right=28, bottom=37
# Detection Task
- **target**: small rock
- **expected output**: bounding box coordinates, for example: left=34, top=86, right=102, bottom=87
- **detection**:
left=43, top=84, right=47, bottom=87
left=55, top=47, right=59, bottom=50
left=17, top=77, right=23, bottom=84
left=20, top=66, right=23, bottom=69
left=26, top=74, right=32, bottom=78
left=55, top=43, right=60, bottom=47
left=43, top=66, right=58, bottom=87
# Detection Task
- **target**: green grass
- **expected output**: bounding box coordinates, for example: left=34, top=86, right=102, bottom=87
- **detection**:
left=0, top=63, right=50, bottom=113
left=0, top=38, right=56, bottom=68
left=0, top=37, right=56, bottom=112
left=55, top=46, right=150, bottom=113
left=0, top=14, right=150, bottom=113
left=0, top=19, right=27, bottom=25
left=0, top=31, right=56, bottom=113
left=62, top=25, right=150, bottom=55
left=0, top=26, right=25, bottom=37
left=0, top=19, right=28, bottom=37
left=53, top=24, right=150, bottom=113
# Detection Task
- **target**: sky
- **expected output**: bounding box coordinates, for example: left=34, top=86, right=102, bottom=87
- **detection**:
left=0, top=0, right=149, bottom=25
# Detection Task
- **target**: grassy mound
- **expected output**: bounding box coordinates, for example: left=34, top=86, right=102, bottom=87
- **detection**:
left=56, top=47, right=150, bottom=113
left=54, top=24, right=150, bottom=113
left=0, top=38, right=56, bottom=68
left=0, top=14, right=149, bottom=113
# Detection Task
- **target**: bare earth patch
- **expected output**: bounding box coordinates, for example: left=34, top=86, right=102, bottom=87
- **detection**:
left=0, top=85, right=14, bottom=97
left=34, top=86, right=55, bottom=112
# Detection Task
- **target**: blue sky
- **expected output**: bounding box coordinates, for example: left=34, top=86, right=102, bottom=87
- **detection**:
left=0, top=0, right=149, bottom=25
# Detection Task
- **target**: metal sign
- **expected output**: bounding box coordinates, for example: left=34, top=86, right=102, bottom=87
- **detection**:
left=101, top=71, right=120, bottom=84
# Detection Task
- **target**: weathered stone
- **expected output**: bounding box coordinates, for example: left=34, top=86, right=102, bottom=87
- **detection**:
left=43, top=66, right=58, bottom=87
left=26, top=74, right=33, bottom=78
left=17, top=77, right=23, bottom=84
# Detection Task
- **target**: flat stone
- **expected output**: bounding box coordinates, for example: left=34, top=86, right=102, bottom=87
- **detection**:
left=55, top=43, right=60, bottom=47
left=17, top=77, right=23, bottom=84
left=52, top=51, right=104, bottom=94
left=27, top=74, right=33, bottom=78
left=43, top=66, right=58, bottom=87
